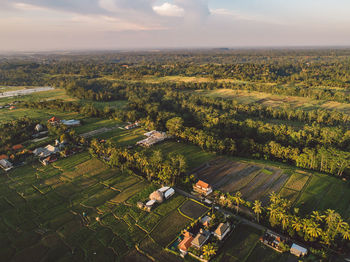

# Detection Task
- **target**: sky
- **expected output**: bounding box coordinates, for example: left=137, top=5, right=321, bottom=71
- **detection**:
left=1, top=0, right=350, bottom=52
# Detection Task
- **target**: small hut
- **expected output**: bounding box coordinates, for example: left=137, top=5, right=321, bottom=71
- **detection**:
left=149, top=190, right=164, bottom=203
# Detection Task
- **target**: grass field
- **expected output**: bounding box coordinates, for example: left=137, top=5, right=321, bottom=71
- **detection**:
left=196, top=89, right=350, bottom=114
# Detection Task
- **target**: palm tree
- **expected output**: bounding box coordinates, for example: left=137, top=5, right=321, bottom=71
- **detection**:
left=269, top=192, right=279, bottom=204
left=305, top=221, right=323, bottom=240
left=202, top=243, right=218, bottom=259
left=232, top=191, right=243, bottom=214
left=278, top=212, right=289, bottom=231
left=311, top=211, right=325, bottom=223
left=291, top=217, right=303, bottom=233
left=252, top=200, right=262, bottom=223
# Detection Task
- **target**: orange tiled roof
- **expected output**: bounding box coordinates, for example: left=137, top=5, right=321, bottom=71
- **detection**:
left=0, top=154, right=8, bottom=160
left=12, top=144, right=23, bottom=150
left=178, top=236, right=194, bottom=252
left=48, top=116, right=60, bottom=122
left=196, top=180, right=210, bottom=189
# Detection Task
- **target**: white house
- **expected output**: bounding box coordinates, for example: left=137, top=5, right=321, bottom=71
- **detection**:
left=213, top=222, right=231, bottom=240
left=0, top=159, right=13, bottom=171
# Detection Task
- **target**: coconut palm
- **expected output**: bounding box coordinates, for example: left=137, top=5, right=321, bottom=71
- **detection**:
left=232, top=191, right=243, bottom=214
left=202, top=243, right=218, bottom=259
left=311, top=211, right=325, bottom=223
left=252, top=200, right=262, bottom=223
left=305, top=221, right=323, bottom=240
left=291, top=217, right=303, bottom=233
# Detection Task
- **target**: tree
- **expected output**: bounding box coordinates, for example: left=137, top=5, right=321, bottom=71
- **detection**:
left=232, top=191, right=244, bottom=214
left=166, top=117, right=184, bottom=136
left=202, top=243, right=218, bottom=259
left=252, top=200, right=262, bottom=223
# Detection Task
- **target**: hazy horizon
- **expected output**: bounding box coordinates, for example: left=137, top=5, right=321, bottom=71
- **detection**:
left=2, top=0, right=350, bottom=52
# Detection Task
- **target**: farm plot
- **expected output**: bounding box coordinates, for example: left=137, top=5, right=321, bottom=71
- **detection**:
left=276, top=172, right=311, bottom=204
left=179, top=199, right=209, bottom=220
left=150, top=210, right=191, bottom=247
left=196, top=158, right=287, bottom=203
left=296, top=174, right=350, bottom=218
left=213, top=224, right=262, bottom=262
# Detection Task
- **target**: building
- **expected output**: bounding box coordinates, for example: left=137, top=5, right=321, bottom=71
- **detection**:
left=213, top=222, right=231, bottom=240
left=61, top=119, right=81, bottom=126
left=40, top=155, right=58, bottom=166
left=200, top=216, right=212, bottom=228
left=12, top=144, right=23, bottom=151
left=125, top=121, right=140, bottom=130
left=0, top=159, right=13, bottom=171
left=290, top=243, right=308, bottom=257
left=48, top=116, right=60, bottom=125
left=33, top=144, right=60, bottom=158
left=149, top=190, right=164, bottom=203
left=164, top=188, right=175, bottom=199
left=191, top=229, right=210, bottom=249
left=137, top=131, right=168, bottom=147
left=0, top=154, right=8, bottom=160
left=178, top=231, right=194, bottom=255
left=35, top=124, right=44, bottom=132
left=145, top=200, right=157, bottom=211
left=193, top=180, right=213, bottom=196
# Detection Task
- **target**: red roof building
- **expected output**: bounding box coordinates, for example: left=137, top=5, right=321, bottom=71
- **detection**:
left=178, top=231, right=194, bottom=253
left=0, top=154, right=8, bottom=160
left=12, top=144, right=23, bottom=151
left=193, top=180, right=213, bottom=196
left=48, top=116, right=60, bottom=123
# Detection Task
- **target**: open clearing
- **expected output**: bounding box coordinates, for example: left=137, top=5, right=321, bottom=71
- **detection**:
left=196, top=89, right=350, bottom=114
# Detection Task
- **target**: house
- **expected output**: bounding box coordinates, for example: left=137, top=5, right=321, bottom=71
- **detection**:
left=33, top=145, right=60, bottom=158
left=12, top=144, right=24, bottom=151
left=193, top=180, right=213, bottom=196
left=200, top=216, right=212, bottom=228
left=0, top=159, right=13, bottom=171
left=145, top=200, right=157, bottom=211
left=290, top=243, right=307, bottom=257
left=0, top=154, right=8, bottom=160
left=213, top=222, right=231, bottom=240
left=61, top=119, right=81, bottom=126
left=9, top=106, right=16, bottom=110
left=149, top=190, right=164, bottom=203
left=40, top=155, right=58, bottom=166
left=191, top=229, right=210, bottom=249
left=137, top=131, right=168, bottom=147
left=125, top=121, right=140, bottom=130
left=178, top=231, right=194, bottom=255
left=35, top=124, right=44, bottom=132
left=48, top=116, right=60, bottom=125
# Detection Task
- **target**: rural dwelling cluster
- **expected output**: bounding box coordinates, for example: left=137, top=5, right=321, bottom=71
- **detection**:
left=0, top=101, right=20, bottom=110
left=138, top=186, right=175, bottom=211
left=173, top=212, right=233, bottom=261
left=193, top=180, right=213, bottom=196
left=261, top=230, right=308, bottom=257
left=124, top=121, right=140, bottom=130
left=33, top=144, right=61, bottom=166
left=136, top=130, right=168, bottom=147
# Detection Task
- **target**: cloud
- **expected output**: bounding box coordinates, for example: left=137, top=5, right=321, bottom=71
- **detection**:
left=153, top=3, right=184, bottom=17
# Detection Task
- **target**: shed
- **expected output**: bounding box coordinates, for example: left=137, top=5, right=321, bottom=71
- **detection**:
left=164, top=188, right=175, bottom=199
left=158, top=186, right=170, bottom=193
left=290, top=243, right=307, bottom=257
left=35, top=124, right=44, bottom=132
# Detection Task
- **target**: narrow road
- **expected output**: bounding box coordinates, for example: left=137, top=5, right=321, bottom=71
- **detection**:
left=175, top=187, right=266, bottom=232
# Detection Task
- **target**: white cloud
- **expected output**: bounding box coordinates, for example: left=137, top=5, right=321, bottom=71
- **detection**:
left=153, top=3, right=184, bottom=17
